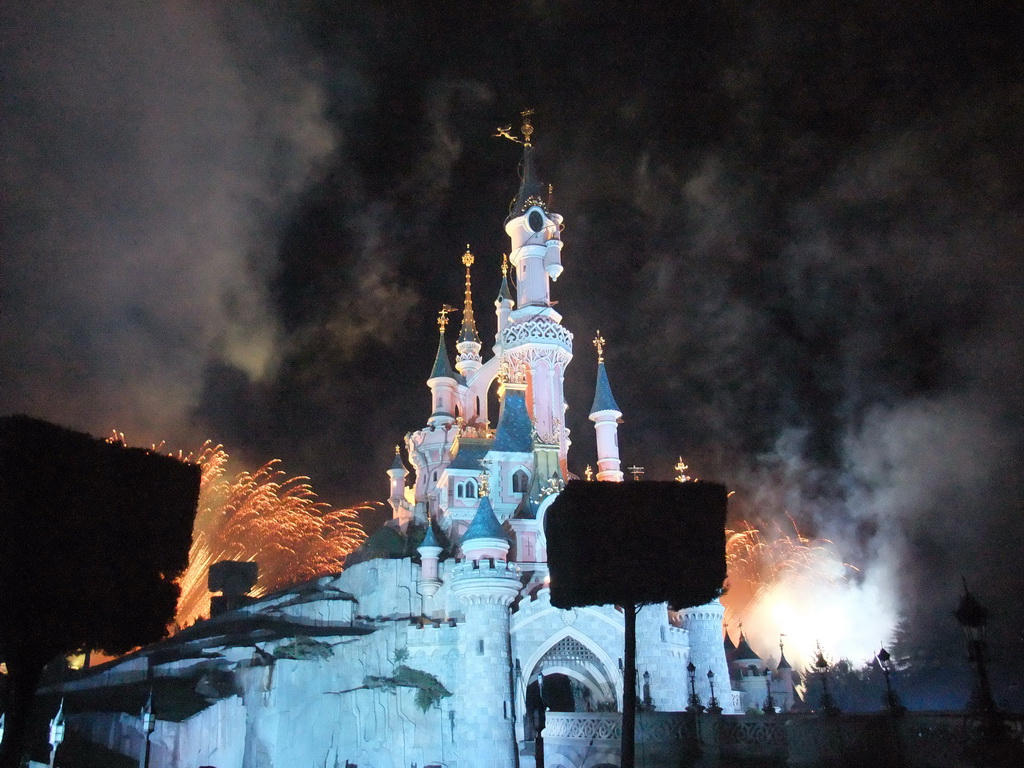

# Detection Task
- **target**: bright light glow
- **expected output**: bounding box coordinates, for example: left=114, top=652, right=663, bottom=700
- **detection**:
left=721, top=519, right=898, bottom=671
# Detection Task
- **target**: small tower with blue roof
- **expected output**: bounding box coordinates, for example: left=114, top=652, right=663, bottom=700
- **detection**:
left=450, top=469, right=520, bottom=768
left=386, top=445, right=409, bottom=520
left=427, top=306, right=461, bottom=429
left=589, top=331, right=624, bottom=482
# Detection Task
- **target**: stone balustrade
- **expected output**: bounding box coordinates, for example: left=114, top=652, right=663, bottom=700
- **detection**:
left=538, top=710, right=1024, bottom=768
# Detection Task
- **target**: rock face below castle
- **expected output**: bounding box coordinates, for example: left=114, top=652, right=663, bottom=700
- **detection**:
left=54, top=122, right=764, bottom=768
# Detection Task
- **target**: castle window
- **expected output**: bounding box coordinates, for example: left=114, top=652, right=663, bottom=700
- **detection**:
left=512, top=469, right=529, bottom=493
left=477, top=639, right=485, bottom=655
left=456, top=484, right=464, bottom=498
left=465, top=480, right=477, bottom=499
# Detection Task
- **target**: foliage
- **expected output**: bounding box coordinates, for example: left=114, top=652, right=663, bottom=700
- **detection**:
left=272, top=636, right=334, bottom=661
left=363, top=665, right=453, bottom=712
left=546, top=481, right=727, bottom=610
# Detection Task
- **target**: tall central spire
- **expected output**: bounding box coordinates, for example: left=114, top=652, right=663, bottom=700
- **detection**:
left=459, top=246, right=480, bottom=345
left=456, top=245, right=482, bottom=375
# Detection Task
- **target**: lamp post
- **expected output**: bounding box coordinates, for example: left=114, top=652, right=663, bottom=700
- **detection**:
left=48, top=699, right=65, bottom=768
left=954, top=582, right=996, bottom=715
left=814, top=650, right=839, bottom=716
left=762, top=668, right=776, bottom=715
left=686, top=662, right=704, bottom=714
left=706, top=670, right=722, bottom=715
left=876, top=646, right=903, bottom=715
left=140, top=691, right=156, bottom=768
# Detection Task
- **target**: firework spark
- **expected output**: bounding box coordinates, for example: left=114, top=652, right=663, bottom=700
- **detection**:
left=111, top=436, right=369, bottom=628
left=721, top=517, right=897, bottom=671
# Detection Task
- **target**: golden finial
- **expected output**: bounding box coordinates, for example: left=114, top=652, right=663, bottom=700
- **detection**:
left=674, top=457, right=692, bottom=483
left=501, top=253, right=509, bottom=278
left=593, top=331, right=606, bottom=363
left=521, top=108, right=534, bottom=146
left=438, top=304, right=457, bottom=332
left=462, top=244, right=474, bottom=269
left=395, top=445, right=400, bottom=455
left=585, top=464, right=593, bottom=482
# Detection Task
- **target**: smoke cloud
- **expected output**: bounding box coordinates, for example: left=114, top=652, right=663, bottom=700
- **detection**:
left=1, top=0, right=337, bottom=450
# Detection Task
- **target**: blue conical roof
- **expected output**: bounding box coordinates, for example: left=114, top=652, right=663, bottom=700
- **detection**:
left=492, top=387, right=533, bottom=452
left=777, top=650, right=792, bottom=670
left=734, top=632, right=761, bottom=662
left=590, top=361, right=621, bottom=415
left=429, top=332, right=457, bottom=380
left=421, top=519, right=440, bottom=548
left=506, top=143, right=546, bottom=224
left=391, top=447, right=406, bottom=471
left=497, top=272, right=512, bottom=303
left=462, top=496, right=508, bottom=541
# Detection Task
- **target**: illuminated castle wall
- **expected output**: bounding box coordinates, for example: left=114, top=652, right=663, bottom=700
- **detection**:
left=55, top=122, right=780, bottom=768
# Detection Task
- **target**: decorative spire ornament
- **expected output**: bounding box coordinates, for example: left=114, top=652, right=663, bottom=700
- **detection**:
left=438, top=304, right=457, bottom=333
left=674, top=457, right=692, bottom=483
left=455, top=246, right=482, bottom=373
left=593, top=331, right=606, bottom=363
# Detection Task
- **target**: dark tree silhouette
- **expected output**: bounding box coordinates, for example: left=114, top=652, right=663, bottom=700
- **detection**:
left=0, top=416, right=200, bottom=768
left=546, top=480, right=727, bottom=768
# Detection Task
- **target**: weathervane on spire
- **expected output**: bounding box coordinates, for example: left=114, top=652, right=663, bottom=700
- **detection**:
left=493, top=109, right=535, bottom=146
left=593, top=331, right=606, bottom=363
left=501, top=252, right=509, bottom=278
left=438, top=304, right=458, bottom=332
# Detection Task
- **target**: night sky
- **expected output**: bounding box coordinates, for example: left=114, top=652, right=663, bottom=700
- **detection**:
left=3, top=1, right=1023, bottom=697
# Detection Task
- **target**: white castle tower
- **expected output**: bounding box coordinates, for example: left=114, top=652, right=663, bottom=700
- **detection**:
left=683, top=600, right=734, bottom=709
left=450, top=475, right=520, bottom=768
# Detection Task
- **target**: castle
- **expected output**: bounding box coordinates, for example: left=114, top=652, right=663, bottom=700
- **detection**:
left=54, top=119, right=797, bottom=768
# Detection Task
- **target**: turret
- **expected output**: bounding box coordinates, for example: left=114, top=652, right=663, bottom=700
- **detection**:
left=681, top=600, right=736, bottom=713
left=455, top=246, right=483, bottom=377
left=417, top=519, right=444, bottom=613
left=450, top=462, right=520, bottom=767
left=494, top=253, right=514, bottom=344
left=387, top=445, right=408, bottom=508
left=427, top=306, right=461, bottom=428
left=774, top=636, right=795, bottom=711
left=503, top=113, right=561, bottom=320
left=589, top=331, right=624, bottom=482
